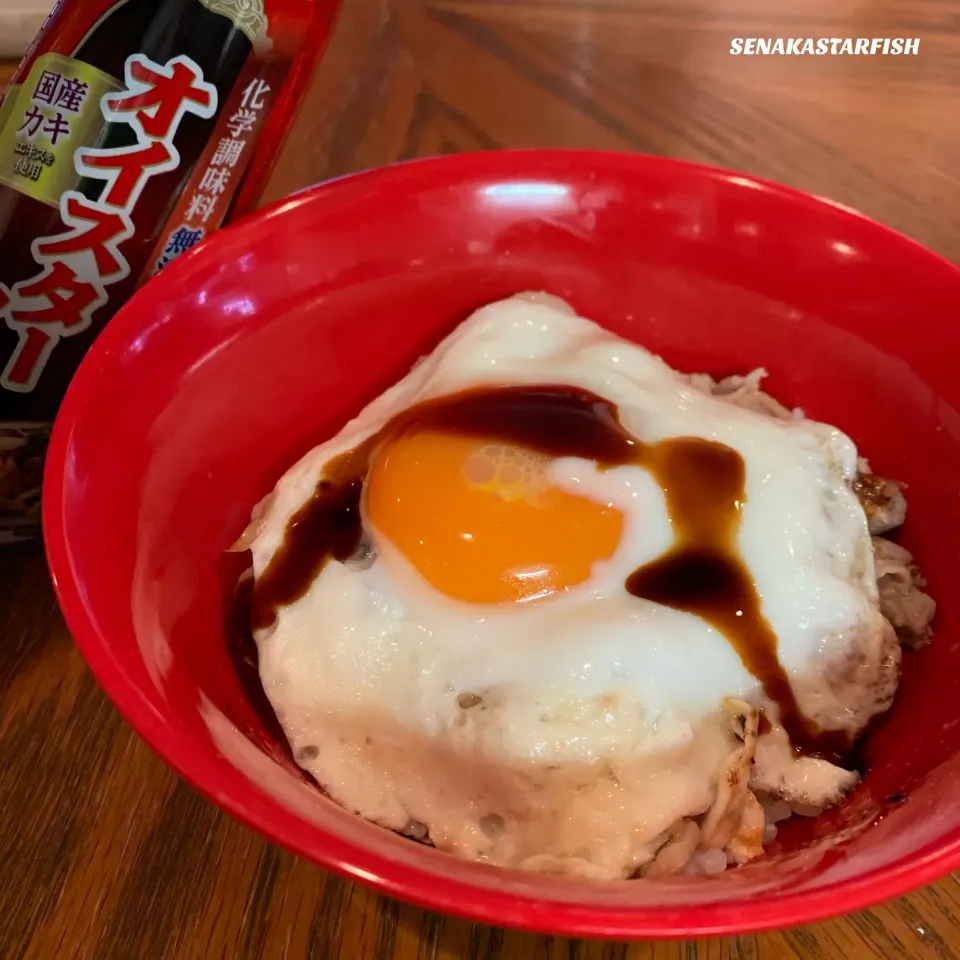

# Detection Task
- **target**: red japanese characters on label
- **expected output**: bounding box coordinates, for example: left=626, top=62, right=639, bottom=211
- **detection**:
left=0, top=54, right=218, bottom=393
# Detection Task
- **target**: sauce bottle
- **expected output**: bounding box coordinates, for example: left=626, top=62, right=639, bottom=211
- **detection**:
left=0, top=0, right=340, bottom=550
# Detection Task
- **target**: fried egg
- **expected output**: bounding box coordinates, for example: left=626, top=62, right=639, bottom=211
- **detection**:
left=246, top=293, right=890, bottom=878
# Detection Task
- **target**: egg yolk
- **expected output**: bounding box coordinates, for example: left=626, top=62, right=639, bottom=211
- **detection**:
left=363, top=430, right=625, bottom=604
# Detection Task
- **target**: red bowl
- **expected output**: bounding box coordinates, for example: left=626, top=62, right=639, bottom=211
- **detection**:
left=44, top=150, right=960, bottom=938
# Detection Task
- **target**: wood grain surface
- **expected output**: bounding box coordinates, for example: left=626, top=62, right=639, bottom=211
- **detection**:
left=4, top=1, right=960, bottom=957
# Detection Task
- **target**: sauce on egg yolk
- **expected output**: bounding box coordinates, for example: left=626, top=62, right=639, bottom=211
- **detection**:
left=363, top=431, right=624, bottom=604
left=250, top=383, right=853, bottom=764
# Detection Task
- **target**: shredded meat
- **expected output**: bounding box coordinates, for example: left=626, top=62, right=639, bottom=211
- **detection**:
left=822, top=616, right=901, bottom=719
left=849, top=462, right=934, bottom=648
left=644, top=819, right=701, bottom=878
left=687, top=369, right=797, bottom=420
left=852, top=467, right=907, bottom=535
left=726, top=790, right=766, bottom=864
left=700, top=701, right=760, bottom=851
left=749, top=724, right=859, bottom=807
left=873, top=537, right=936, bottom=649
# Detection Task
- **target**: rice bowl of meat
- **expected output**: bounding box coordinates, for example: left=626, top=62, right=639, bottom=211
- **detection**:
left=235, top=292, right=934, bottom=880
left=42, top=151, right=960, bottom=937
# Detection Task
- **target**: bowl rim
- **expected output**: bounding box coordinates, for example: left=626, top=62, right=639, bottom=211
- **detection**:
left=43, top=148, right=960, bottom=939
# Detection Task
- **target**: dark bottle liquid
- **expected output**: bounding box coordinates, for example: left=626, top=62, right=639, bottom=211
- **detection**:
left=0, top=0, right=251, bottom=423
left=0, top=0, right=336, bottom=549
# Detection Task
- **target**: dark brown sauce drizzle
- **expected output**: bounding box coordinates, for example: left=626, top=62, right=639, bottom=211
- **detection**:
left=251, top=385, right=848, bottom=761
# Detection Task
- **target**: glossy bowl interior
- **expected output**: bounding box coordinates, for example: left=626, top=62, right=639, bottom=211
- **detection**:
left=45, top=151, right=960, bottom=938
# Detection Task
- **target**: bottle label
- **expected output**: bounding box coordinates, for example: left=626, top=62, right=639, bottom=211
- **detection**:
left=0, top=0, right=339, bottom=549
left=141, top=62, right=285, bottom=280
left=0, top=53, right=123, bottom=209
left=198, top=1, right=270, bottom=46
left=0, top=53, right=218, bottom=393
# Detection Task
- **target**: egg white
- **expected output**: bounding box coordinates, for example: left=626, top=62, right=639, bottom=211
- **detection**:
left=250, top=294, right=881, bottom=874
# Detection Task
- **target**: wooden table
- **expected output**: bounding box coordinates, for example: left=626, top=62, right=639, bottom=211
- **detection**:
left=3, top=1, right=960, bottom=957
